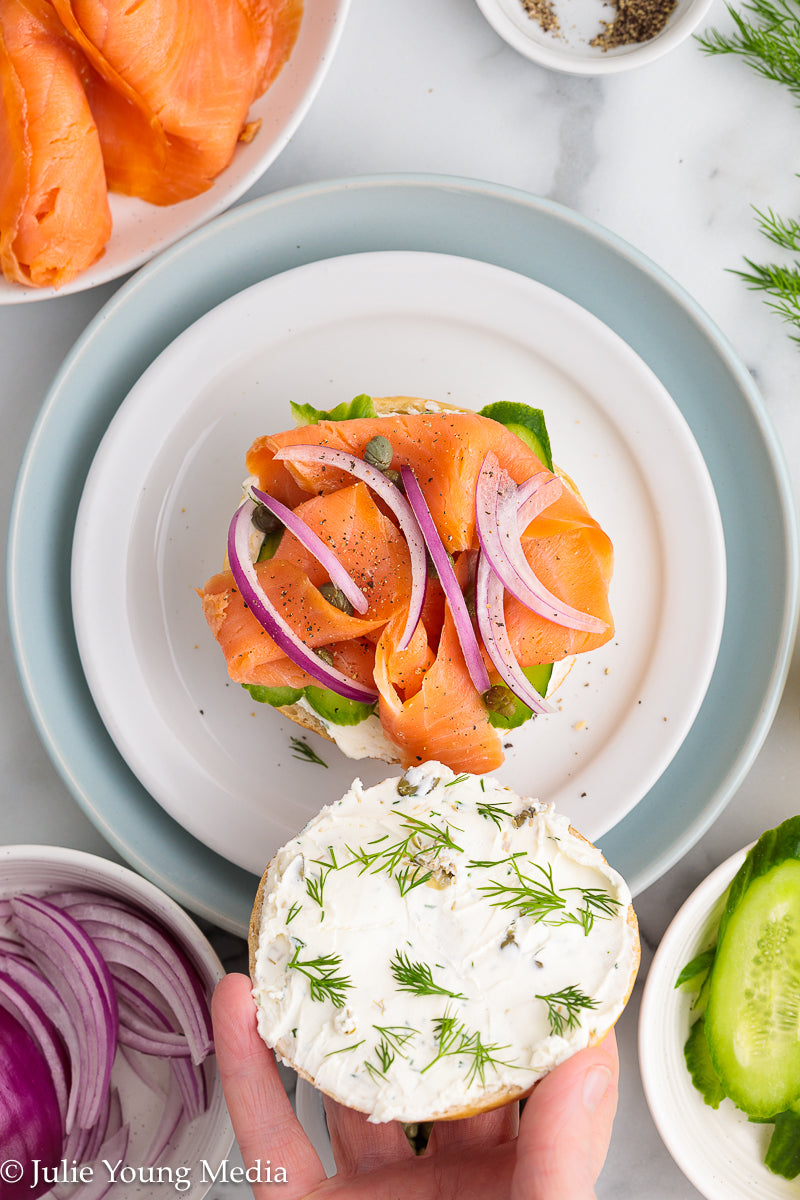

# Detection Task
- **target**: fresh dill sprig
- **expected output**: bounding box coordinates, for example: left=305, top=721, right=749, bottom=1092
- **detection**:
left=479, top=859, right=569, bottom=923
left=467, top=852, right=527, bottom=870
left=475, top=799, right=512, bottom=829
left=289, top=737, right=328, bottom=767
left=445, top=773, right=470, bottom=787
left=287, top=943, right=352, bottom=1008
left=395, top=862, right=433, bottom=895
left=390, top=951, right=466, bottom=999
left=324, top=1039, right=365, bottom=1057
left=373, top=1024, right=419, bottom=1054
left=732, top=257, right=800, bottom=342
left=754, top=204, right=800, bottom=251
left=536, top=985, right=599, bottom=1037
left=305, top=847, right=342, bottom=917
left=696, top=0, right=800, bottom=345
left=572, top=887, right=623, bottom=920
left=421, top=1010, right=518, bottom=1086
left=286, top=901, right=302, bottom=925
left=697, top=0, right=800, bottom=100
left=344, top=813, right=462, bottom=896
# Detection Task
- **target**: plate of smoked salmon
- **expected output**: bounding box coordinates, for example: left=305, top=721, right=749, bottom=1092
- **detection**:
left=0, top=0, right=349, bottom=300
left=9, top=177, right=796, bottom=932
left=70, top=249, right=725, bottom=877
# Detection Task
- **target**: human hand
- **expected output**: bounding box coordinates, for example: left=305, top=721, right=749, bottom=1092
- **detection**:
left=211, top=972, right=619, bottom=1200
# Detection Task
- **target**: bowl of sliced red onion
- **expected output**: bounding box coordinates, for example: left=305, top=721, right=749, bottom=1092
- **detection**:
left=0, top=845, right=233, bottom=1199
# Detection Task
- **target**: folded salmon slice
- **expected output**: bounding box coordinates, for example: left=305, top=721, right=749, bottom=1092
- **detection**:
left=249, top=411, right=608, bottom=553
left=0, top=0, right=111, bottom=287
left=374, top=601, right=504, bottom=774
left=50, top=0, right=295, bottom=205
left=199, top=483, right=414, bottom=683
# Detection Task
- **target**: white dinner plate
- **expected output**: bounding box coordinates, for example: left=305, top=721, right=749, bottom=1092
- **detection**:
left=0, top=0, right=349, bottom=304
left=638, top=844, right=800, bottom=1200
left=70, top=249, right=725, bottom=876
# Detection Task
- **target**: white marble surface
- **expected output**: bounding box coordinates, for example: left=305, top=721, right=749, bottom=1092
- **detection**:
left=3, top=0, right=800, bottom=1196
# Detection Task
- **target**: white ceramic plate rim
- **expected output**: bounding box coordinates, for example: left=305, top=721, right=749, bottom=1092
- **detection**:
left=70, top=247, right=725, bottom=876
left=0, top=844, right=234, bottom=1198
left=639, top=843, right=800, bottom=1200
left=0, top=0, right=350, bottom=304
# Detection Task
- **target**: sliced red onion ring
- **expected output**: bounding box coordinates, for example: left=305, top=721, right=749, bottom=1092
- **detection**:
left=10, top=896, right=118, bottom=1132
left=113, top=977, right=206, bottom=1118
left=228, top=498, right=378, bottom=703
left=475, top=468, right=577, bottom=715
left=476, top=453, right=607, bottom=634
left=0, top=970, right=70, bottom=1125
left=274, top=444, right=427, bottom=650
left=476, top=553, right=553, bottom=715
left=0, top=1005, right=63, bottom=1199
left=401, top=465, right=490, bottom=694
left=51, top=897, right=211, bottom=1057
left=249, top=484, right=369, bottom=615
left=0, top=951, right=81, bottom=1133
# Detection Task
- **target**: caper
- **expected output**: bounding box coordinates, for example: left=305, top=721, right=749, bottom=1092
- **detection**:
left=364, top=434, right=393, bottom=472
left=315, top=647, right=335, bottom=666
left=319, top=583, right=354, bottom=616
left=251, top=503, right=281, bottom=534
left=482, top=685, right=517, bottom=719
left=383, top=468, right=403, bottom=489
left=396, top=777, right=418, bottom=797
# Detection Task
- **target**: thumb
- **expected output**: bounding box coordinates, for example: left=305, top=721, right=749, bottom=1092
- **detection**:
left=511, top=1030, right=619, bottom=1200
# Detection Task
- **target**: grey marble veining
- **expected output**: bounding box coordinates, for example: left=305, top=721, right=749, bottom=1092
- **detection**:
left=3, top=0, right=800, bottom=1195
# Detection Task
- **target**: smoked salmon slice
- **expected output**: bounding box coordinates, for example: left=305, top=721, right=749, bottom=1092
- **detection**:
left=248, top=411, right=609, bottom=554
left=50, top=0, right=264, bottom=204
left=0, top=0, right=111, bottom=287
left=374, top=594, right=504, bottom=774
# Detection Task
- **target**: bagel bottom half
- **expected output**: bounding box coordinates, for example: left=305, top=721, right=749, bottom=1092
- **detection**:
left=248, top=761, right=639, bottom=1124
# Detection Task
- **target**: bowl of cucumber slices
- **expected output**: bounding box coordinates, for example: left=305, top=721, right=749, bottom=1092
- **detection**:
left=640, top=818, right=800, bottom=1199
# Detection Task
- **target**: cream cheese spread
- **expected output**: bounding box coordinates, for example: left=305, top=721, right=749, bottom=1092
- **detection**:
left=252, top=761, right=638, bottom=1123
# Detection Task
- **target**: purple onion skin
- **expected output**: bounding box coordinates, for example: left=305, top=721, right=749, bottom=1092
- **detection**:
left=0, top=1006, right=63, bottom=1199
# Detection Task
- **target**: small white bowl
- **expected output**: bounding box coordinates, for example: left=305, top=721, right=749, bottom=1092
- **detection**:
left=474, top=0, right=716, bottom=74
left=638, top=843, right=800, bottom=1200
left=0, top=845, right=234, bottom=1200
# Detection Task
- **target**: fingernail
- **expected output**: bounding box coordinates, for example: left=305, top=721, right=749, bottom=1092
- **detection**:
left=582, top=1065, right=611, bottom=1113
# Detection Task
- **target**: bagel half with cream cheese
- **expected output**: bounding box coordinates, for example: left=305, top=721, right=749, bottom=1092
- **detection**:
left=248, top=761, right=639, bottom=1123
left=200, top=394, right=615, bottom=775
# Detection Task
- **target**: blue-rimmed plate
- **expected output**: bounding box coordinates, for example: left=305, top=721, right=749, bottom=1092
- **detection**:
left=7, top=175, right=798, bottom=934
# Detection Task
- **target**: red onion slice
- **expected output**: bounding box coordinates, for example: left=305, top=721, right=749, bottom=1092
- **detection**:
left=0, top=951, right=82, bottom=1133
left=274, top=444, right=427, bottom=650
left=401, top=465, right=490, bottom=694
left=0, top=970, right=70, bottom=1126
left=10, top=896, right=118, bottom=1132
left=228, top=498, right=378, bottom=703
left=0, top=1005, right=63, bottom=1199
left=476, top=553, right=554, bottom=715
left=475, top=453, right=607, bottom=634
left=249, top=484, right=369, bottom=615
left=51, top=898, right=212, bottom=1059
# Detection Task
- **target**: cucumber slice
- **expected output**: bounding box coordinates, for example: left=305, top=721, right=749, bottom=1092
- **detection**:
left=705, top=817, right=800, bottom=1118
left=684, top=1017, right=727, bottom=1110
left=478, top=402, right=554, bottom=471
left=485, top=664, right=554, bottom=729
left=244, top=681, right=375, bottom=726
left=304, top=686, right=376, bottom=726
